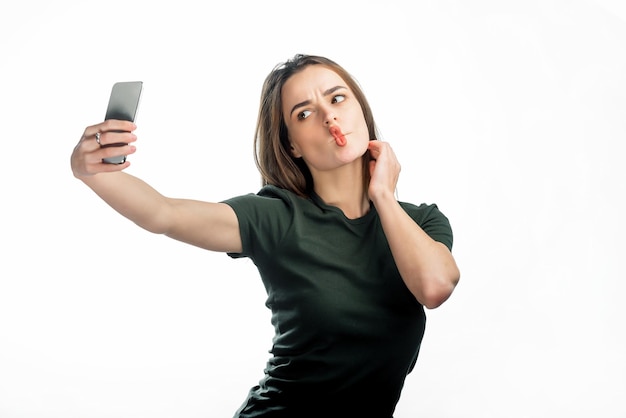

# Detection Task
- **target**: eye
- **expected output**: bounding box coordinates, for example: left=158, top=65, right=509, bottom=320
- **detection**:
left=332, top=94, right=346, bottom=104
left=297, top=109, right=312, bottom=120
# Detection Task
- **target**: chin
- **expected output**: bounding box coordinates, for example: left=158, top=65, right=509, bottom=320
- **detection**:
left=337, top=146, right=367, bottom=165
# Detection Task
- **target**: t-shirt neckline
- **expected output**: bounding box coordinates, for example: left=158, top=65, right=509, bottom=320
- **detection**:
left=308, top=191, right=377, bottom=225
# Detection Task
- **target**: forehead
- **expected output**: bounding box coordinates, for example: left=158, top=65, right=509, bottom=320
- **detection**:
left=281, top=65, right=347, bottom=103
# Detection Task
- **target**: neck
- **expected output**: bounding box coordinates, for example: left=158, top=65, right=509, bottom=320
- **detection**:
left=311, top=163, right=370, bottom=219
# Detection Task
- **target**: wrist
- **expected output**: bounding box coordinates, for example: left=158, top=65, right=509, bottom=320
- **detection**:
left=369, top=188, right=397, bottom=208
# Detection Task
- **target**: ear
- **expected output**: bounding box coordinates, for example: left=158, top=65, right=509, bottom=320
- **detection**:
left=290, top=142, right=302, bottom=158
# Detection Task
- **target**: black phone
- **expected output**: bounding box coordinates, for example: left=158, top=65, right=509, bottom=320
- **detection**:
left=102, top=81, right=143, bottom=164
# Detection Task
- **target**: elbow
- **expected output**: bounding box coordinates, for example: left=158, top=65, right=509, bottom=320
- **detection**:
left=421, top=287, right=453, bottom=309
left=417, top=270, right=460, bottom=310
left=134, top=218, right=167, bottom=235
left=134, top=205, right=174, bottom=235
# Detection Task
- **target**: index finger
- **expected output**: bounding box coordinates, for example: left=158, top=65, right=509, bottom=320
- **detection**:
left=367, top=139, right=384, bottom=155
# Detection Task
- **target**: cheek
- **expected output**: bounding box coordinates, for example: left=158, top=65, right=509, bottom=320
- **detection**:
left=350, top=108, right=369, bottom=136
left=287, top=130, right=318, bottom=159
left=289, top=126, right=320, bottom=149
left=355, top=119, right=371, bottom=144
left=285, top=123, right=302, bottom=149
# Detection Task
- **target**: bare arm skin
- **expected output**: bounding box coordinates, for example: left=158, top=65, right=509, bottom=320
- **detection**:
left=367, top=141, right=460, bottom=309
left=71, top=120, right=242, bottom=253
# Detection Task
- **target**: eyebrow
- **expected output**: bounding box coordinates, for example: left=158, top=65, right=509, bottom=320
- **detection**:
left=289, top=85, right=347, bottom=117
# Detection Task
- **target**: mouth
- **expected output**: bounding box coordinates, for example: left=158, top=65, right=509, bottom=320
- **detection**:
left=329, top=126, right=347, bottom=147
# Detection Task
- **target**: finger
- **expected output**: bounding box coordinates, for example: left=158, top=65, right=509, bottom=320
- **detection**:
left=82, top=146, right=136, bottom=172
left=76, top=132, right=103, bottom=153
left=96, top=160, right=132, bottom=172
left=367, top=141, right=381, bottom=158
left=82, top=120, right=137, bottom=140
left=102, top=119, right=137, bottom=133
left=77, top=132, right=120, bottom=152
left=98, top=143, right=137, bottom=161
left=369, top=159, right=377, bottom=176
left=94, top=131, right=138, bottom=148
left=367, top=140, right=381, bottom=150
left=370, top=141, right=399, bottom=162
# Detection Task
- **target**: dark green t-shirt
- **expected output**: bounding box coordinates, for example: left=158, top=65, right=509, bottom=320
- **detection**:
left=223, top=185, right=453, bottom=417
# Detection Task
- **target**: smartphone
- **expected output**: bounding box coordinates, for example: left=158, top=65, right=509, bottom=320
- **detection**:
left=102, top=81, right=143, bottom=164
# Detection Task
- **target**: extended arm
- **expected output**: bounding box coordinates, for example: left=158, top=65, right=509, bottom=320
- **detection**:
left=71, top=120, right=241, bottom=253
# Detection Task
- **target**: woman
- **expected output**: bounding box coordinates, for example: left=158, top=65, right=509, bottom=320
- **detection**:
left=71, top=54, right=460, bottom=417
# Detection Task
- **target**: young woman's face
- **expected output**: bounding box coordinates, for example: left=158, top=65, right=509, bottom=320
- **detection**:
left=281, top=65, right=370, bottom=174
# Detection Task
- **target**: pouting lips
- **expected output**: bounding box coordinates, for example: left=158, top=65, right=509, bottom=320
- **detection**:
left=329, top=126, right=347, bottom=146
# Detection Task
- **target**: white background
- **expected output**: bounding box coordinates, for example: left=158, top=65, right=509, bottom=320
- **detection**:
left=1, top=0, right=624, bottom=417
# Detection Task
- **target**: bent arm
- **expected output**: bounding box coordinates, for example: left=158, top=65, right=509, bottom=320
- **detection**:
left=375, top=195, right=460, bottom=309
left=367, top=141, right=459, bottom=308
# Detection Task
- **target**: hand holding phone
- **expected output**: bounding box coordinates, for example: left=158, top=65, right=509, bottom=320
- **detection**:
left=102, top=81, right=143, bottom=164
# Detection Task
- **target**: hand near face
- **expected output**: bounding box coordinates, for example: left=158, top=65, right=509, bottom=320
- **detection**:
left=367, top=140, right=401, bottom=203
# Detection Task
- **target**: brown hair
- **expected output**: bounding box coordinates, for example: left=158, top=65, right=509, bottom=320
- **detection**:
left=254, top=54, right=379, bottom=197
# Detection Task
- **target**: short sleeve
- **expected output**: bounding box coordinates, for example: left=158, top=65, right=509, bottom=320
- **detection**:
left=400, top=202, right=454, bottom=251
left=221, top=186, right=295, bottom=260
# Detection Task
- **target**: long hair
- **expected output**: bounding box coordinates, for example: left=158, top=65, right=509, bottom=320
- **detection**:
left=254, top=54, right=380, bottom=197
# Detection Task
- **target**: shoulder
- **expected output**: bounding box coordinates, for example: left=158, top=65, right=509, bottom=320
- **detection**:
left=399, top=201, right=454, bottom=250
left=221, top=185, right=317, bottom=233
left=222, top=185, right=301, bottom=212
left=399, top=201, right=447, bottom=222
left=221, top=186, right=312, bottom=258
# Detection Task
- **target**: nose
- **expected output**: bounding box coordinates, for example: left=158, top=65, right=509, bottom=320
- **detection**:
left=323, top=111, right=337, bottom=125
left=319, top=101, right=337, bottom=125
